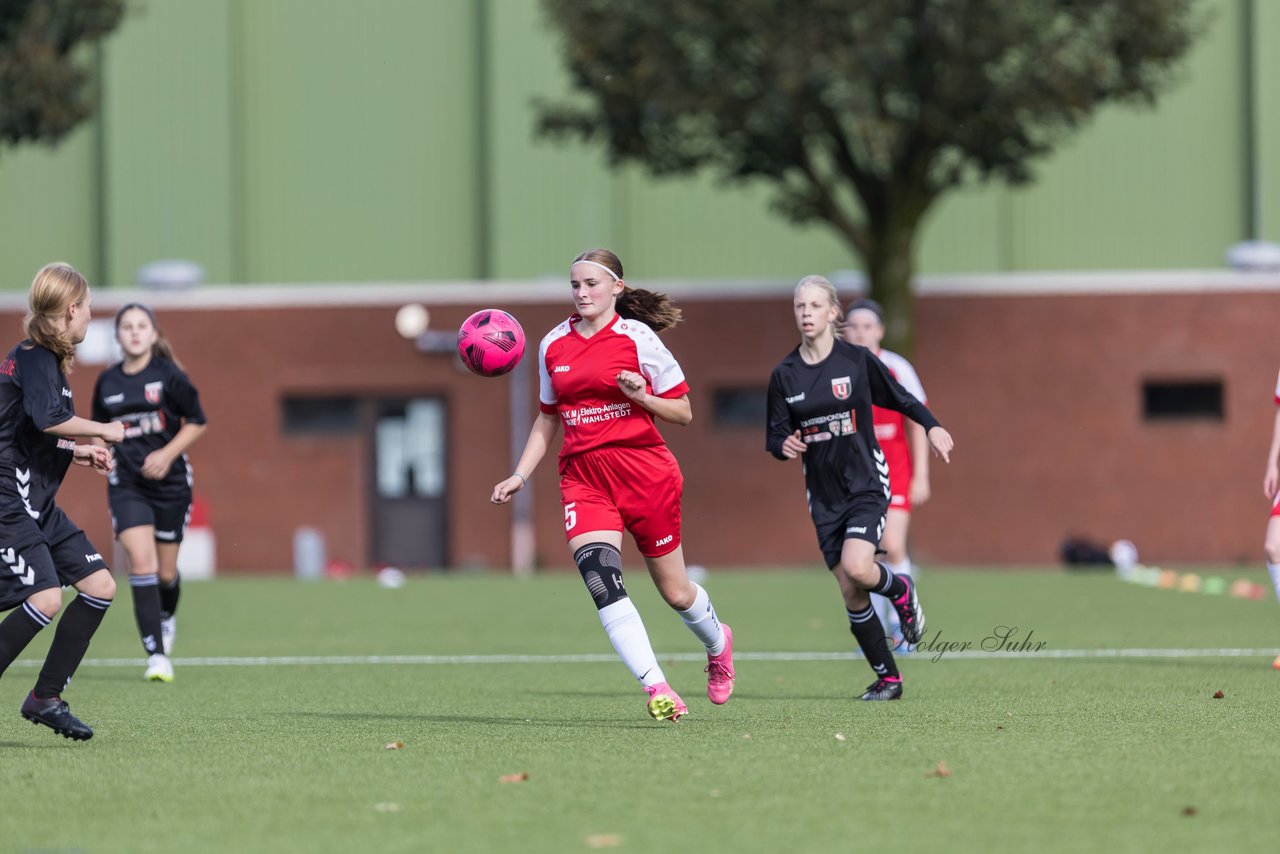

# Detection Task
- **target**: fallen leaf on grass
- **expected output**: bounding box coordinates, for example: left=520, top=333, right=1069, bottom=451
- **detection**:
left=996, top=726, right=1004, bottom=731
left=384, top=741, right=405, bottom=750
left=834, top=733, right=847, bottom=742
left=499, top=773, right=529, bottom=783
left=740, top=733, right=752, bottom=740
left=925, top=761, right=952, bottom=778
left=585, top=835, right=623, bottom=849
left=1181, top=806, right=1197, bottom=817
left=1212, top=690, right=1224, bottom=699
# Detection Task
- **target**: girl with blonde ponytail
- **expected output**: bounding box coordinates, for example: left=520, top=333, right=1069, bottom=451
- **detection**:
left=0, top=262, right=124, bottom=740
left=92, top=303, right=207, bottom=682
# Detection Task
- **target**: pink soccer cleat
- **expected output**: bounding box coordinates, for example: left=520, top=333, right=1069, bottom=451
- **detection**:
left=705, top=623, right=736, bottom=704
left=644, top=682, right=689, bottom=722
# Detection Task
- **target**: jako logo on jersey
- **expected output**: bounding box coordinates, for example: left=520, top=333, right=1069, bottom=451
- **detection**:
left=84, top=553, right=102, bottom=563
left=553, top=365, right=571, bottom=373
left=61, top=387, right=72, bottom=398
left=145, top=381, right=164, bottom=404
left=831, top=377, right=851, bottom=400
left=104, top=392, right=124, bottom=405
left=655, top=534, right=674, bottom=548
left=786, top=392, right=805, bottom=403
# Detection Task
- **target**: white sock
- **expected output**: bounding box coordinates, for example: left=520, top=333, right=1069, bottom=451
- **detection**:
left=1268, top=562, right=1280, bottom=603
left=599, top=599, right=665, bottom=687
left=677, top=583, right=725, bottom=656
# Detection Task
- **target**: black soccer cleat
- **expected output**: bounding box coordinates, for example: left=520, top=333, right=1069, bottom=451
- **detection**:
left=891, top=575, right=926, bottom=645
left=860, top=677, right=903, bottom=701
left=20, top=692, right=94, bottom=741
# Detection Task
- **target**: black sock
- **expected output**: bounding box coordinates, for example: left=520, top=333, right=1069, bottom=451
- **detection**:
left=130, top=574, right=165, bottom=654
left=34, top=593, right=111, bottom=698
left=159, top=573, right=181, bottom=619
left=848, top=604, right=899, bottom=679
left=872, top=562, right=908, bottom=600
left=0, top=602, right=51, bottom=679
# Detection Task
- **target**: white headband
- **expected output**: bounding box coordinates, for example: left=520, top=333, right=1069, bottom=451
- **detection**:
left=572, top=259, right=620, bottom=282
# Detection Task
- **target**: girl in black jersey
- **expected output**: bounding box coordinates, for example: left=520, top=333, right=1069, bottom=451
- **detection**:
left=766, top=275, right=954, bottom=701
left=92, top=304, right=207, bottom=683
left=0, top=263, right=124, bottom=740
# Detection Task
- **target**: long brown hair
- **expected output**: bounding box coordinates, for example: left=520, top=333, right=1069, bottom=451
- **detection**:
left=23, top=262, right=88, bottom=374
left=573, top=248, right=683, bottom=332
left=115, top=303, right=182, bottom=368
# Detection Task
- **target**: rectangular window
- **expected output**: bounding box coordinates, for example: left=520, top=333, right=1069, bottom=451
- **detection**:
left=712, top=387, right=767, bottom=429
left=1142, top=380, right=1224, bottom=421
left=281, top=396, right=359, bottom=435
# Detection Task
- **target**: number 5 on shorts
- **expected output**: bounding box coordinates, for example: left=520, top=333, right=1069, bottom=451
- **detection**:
left=564, top=502, right=577, bottom=532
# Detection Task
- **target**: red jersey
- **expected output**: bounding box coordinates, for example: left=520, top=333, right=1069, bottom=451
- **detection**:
left=871, top=349, right=927, bottom=452
left=538, top=314, right=690, bottom=463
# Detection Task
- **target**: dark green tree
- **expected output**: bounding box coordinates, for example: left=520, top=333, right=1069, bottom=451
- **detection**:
left=0, top=0, right=125, bottom=150
left=536, top=0, right=1199, bottom=353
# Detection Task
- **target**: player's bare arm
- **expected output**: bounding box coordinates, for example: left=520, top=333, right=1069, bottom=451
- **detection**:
left=492, top=411, right=560, bottom=504
left=616, top=371, right=692, bottom=426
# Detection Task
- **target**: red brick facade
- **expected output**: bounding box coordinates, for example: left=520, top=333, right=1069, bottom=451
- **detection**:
left=3, top=275, right=1274, bottom=572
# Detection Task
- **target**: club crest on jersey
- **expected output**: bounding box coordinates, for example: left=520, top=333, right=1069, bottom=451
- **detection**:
left=831, top=376, right=851, bottom=400
left=145, top=381, right=163, bottom=404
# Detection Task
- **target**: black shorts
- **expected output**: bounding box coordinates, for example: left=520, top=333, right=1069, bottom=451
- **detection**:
left=109, top=485, right=192, bottom=543
left=813, top=491, right=888, bottom=570
left=0, top=508, right=108, bottom=611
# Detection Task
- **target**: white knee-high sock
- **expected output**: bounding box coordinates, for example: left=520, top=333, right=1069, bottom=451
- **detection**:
left=677, top=583, right=725, bottom=656
left=1268, top=562, right=1280, bottom=603
left=598, top=599, right=665, bottom=687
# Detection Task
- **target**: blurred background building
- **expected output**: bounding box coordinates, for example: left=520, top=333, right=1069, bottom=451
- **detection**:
left=0, top=0, right=1276, bottom=571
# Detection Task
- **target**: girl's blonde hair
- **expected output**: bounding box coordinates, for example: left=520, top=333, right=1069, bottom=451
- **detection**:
left=794, top=274, right=844, bottom=325
left=24, top=262, right=88, bottom=374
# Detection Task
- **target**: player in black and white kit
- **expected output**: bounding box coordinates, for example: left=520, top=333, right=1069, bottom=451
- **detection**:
left=766, top=275, right=954, bottom=701
left=93, top=304, right=207, bottom=683
left=0, top=263, right=124, bottom=740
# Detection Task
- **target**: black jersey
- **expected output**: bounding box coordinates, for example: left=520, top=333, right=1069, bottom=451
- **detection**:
left=0, top=342, right=77, bottom=524
left=766, top=339, right=939, bottom=514
left=92, top=357, right=206, bottom=493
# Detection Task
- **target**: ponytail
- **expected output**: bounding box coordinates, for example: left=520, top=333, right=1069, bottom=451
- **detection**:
left=617, top=288, right=682, bottom=333
left=23, top=262, right=88, bottom=374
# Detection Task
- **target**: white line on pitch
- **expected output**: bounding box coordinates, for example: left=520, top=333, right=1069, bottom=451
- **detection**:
left=9, top=647, right=1280, bottom=668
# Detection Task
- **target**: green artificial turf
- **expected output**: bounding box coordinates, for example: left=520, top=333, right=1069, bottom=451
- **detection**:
left=1, top=568, right=1276, bottom=853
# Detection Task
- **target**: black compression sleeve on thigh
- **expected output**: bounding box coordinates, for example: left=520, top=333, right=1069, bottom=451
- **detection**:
left=572, top=543, right=627, bottom=609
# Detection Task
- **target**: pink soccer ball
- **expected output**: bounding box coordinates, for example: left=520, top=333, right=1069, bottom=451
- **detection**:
left=457, top=309, right=526, bottom=377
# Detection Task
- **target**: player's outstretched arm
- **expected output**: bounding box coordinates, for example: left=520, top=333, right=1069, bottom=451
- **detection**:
left=44, top=415, right=125, bottom=444
left=492, top=411, right=560, bottom=505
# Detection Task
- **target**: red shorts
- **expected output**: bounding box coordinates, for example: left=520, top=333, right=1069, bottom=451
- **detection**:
left=884, top=441, right=913, bottom=512
left=559, top=444, right=683, bottom=557
left=1271, top=492, right=1280, bottom=517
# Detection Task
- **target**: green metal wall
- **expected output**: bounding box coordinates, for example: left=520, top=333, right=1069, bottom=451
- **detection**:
left=0, top=0, right=1274, bottom=290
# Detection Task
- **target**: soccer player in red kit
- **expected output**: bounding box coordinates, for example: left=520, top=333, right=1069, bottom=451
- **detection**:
left=491, top=248, right=734, bottom=721
left=843, top=298, right=932, bottom=650
left=1261, top=368, right=1280, bottom=669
